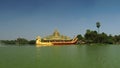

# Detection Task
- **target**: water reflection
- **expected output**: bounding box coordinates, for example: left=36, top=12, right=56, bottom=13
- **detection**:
left=34, top=45, right=120, bottom=68
left=35, top=45, right=87, bottom=68
left=35, top=47, right=42, bottom=67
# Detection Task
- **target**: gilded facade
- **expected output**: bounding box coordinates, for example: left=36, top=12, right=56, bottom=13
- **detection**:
left=43, top=29, right=71, bottom=40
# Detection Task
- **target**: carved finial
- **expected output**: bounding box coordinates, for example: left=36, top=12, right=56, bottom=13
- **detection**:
left=37, top=36, right=41, bottom=40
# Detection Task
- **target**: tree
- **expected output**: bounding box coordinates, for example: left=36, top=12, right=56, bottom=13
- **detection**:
left=28, top=40, right=36, bottom=45
left=97, top=32, right=108, bottom=43
left=84, top=29, right=98, bottom=43
left=96, top=22, right=101, bottom=33
left=77, top=34, right=83, bottom=40
left=16, top=38, right=28, bottom=45
left=107, top=34, right=114, bottom=44
left=113, top=35, right=120, bottom=44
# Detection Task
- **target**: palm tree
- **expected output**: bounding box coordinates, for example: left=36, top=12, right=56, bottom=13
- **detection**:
left=96, top=22, right=101, bottom=33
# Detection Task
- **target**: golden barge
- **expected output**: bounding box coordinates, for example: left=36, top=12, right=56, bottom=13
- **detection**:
left=36, top=29, right=78, bottom=47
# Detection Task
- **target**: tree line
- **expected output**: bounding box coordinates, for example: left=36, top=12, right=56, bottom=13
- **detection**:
left=77, top=22, right=120, bottom=44
left=77, top=30, right=120, bottom=44
left=0, top=38, right=35, bottom=45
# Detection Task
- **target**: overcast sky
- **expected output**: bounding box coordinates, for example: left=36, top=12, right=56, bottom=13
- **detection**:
left=0, top=0, right=120, bottom=40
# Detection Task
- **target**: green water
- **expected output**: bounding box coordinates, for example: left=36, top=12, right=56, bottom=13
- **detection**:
left=0, top=45, right=120, bottom=68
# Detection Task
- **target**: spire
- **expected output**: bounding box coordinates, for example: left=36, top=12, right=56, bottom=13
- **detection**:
left=53, top=29, right=60, bottom=37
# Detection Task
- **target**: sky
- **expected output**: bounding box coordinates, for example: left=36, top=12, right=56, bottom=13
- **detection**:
left=0, top=0, right=120, bottom=40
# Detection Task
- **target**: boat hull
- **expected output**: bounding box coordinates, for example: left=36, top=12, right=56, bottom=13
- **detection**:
left=52, top=41, right=77, bottom=45
left=36, top=36, right=78, bottom=47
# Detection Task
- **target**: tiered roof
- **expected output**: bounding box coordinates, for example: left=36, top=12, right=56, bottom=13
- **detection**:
left=43, top=29, right=71, bottom=40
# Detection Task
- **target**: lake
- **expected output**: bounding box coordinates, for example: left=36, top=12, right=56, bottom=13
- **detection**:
left=0, top=44, right=120, bottom=68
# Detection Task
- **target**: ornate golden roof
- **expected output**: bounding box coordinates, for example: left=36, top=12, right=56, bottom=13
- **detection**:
left=43, top=29, right=71, bottom=40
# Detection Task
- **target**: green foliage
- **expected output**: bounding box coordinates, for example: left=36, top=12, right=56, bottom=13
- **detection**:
left=83, top=29, right=120, bottom=44
left=96, top=22, right=101, bottom=33
left=84, top=29, right=98, bottom=43
left=77, top=34, right=83, bottom=40
left=1, top=38, right=36, bottom=45
left=99, top=33, right=107, bottom=43
left=1, top=40, right=16, bottom=44
left=28, top=40, right=36, bottom=45
left=113, top=35, right=120, bottom=44
left=16, top=38, right=28, bottom=45
left=106, top=34, right=114, bottom=44
left=96, top=22, right=100, bottom=28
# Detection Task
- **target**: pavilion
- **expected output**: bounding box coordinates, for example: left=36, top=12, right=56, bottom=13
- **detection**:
left=42, top=29, right=71, bottom=42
